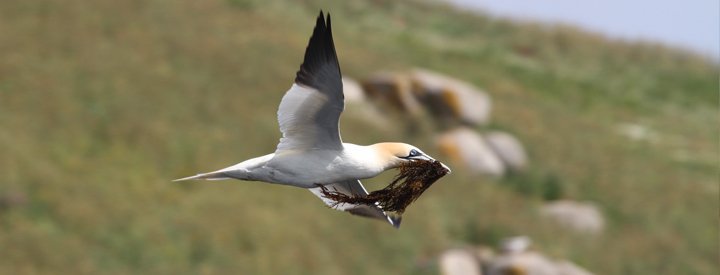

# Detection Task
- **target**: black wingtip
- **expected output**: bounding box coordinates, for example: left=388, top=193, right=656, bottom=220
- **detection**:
left=316, top=10, right=325, bottom=29
left=388, top=212, right=402, bottom=229
left=295, top=11, right=341, bottom=90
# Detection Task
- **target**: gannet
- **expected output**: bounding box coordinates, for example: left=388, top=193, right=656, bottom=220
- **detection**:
left=175, top=11, right=449, bottom=228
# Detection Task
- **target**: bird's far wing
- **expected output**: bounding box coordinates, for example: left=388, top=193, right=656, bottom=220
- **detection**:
left=309, top=180, right=401, bottom=228
left=275, top=12, right=344, bottom=152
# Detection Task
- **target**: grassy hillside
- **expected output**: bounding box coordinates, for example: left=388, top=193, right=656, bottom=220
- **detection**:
left=0, top=0, right=717, bottom=274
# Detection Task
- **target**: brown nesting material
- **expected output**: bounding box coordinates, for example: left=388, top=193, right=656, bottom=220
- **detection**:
left=319, top=160, right=450, bottom=213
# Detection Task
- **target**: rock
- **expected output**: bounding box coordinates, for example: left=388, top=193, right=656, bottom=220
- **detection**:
left=436, top=128, right=505, bottom=177
left=615, top=122, right=658, bottom=142
left=436, top=237, right=595, bottom=275
left=410, top=69, right=491, bottom=127
left=540, top=200, right=605, bottom=235
left=486, top=251, right=558, bottom=275
left=340, top=76, right=393, bottom=130
left=473, top=245, right=496, bottom=267
left=439, top=249, right=483, bottom=275
left=499, top=236, right=532, bottom=254
left=342, top=102, right=391, bottom=131
left=483, top=236, right=595, bottom=275
left=484, top=131, right=528, bottom=172
left=555, top=260, right=594, bottom=275
left=360, top=72, right=423, bottom=116
left=342, top=76, right=366, bottom=103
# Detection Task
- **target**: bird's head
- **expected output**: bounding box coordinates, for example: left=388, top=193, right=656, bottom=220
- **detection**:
left=372, top=142, right=451, bottom=172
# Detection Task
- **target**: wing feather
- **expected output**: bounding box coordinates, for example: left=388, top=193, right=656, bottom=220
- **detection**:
left=276, top=12, right=343, bottom=151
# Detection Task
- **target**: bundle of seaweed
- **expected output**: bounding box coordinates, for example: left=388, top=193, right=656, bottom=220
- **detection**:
left=319, top=160, right=450, bottom=213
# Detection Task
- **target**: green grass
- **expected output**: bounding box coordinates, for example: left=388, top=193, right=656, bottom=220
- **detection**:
left=0, top=0, right=717, bottom=274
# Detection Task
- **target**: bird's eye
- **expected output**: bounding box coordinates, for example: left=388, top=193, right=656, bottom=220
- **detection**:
left=408, top=149, right=420, bottom=157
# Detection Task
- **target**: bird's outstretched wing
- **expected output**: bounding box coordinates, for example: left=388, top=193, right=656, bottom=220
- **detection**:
left=275, top=11, right=344, bottom=152
left=309, top=180, right=401, bottom=228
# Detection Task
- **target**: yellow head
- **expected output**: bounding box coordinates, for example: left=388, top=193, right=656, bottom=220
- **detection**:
left=371, top=142, right=450, bottom=172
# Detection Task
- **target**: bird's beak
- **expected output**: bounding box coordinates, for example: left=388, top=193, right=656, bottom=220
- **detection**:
left=409, top=155, right=452, bottom=174
left=408, top=155, right=433, bottom=162
left=440, top=162, right=452, bottom=174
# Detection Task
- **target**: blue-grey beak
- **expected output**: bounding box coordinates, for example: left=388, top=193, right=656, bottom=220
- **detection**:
left=439, top=162, right=451, bottom=174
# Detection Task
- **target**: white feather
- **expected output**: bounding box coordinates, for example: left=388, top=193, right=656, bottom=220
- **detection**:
left=275, top=84, right=343, bottom=151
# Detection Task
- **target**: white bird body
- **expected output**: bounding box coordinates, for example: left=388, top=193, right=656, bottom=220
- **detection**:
left=266, top=143, right=387, bottom=187
left=178, top=142, right=401, bottom=188
left=175, top=12, right=448, bottom=228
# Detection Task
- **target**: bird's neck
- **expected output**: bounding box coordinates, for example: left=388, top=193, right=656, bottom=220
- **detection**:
left=367, top=143, right=404, bottom=170
left=344, top=143, right=402, bottom=172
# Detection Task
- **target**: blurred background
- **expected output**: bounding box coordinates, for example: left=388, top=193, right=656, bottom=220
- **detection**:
left=0, top=0, right=717, bottom=274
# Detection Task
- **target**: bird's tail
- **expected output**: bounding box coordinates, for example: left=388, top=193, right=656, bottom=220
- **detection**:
left=173, top=171, right=231, bottom=182
left=174, top=154, right=272, bottom=182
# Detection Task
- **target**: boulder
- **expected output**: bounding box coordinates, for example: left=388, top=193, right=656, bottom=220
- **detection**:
left=484, top=131, right=528, bottom=172
left=410, top=69, right=491, bottom=127
left=439, top=249, right=483, bottom=275
left=436, top=128, right=505, bottom=177
left=435, top=236, right=595, bottom=275
left=540, top=200, right=605, bottom=235
left=615, top=122, right=658, bottom=142
left=339, top=76, right=392, bottom=130
left=486, top=251, right=558, bottom=275
left=499, top=236, right=532, bottom=254
left=555, top=260, right=594, bottom=275
left=341, top=76, right=366, bottom=103
left=487, top=237, right=594, bottom=275
left=473, top=246, right=496, bottom=268
left=360, top=72, right=423, bottom=116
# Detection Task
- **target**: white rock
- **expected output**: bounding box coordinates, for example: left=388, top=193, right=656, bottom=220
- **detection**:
left=439, top=249, right=482, bottom=275
left=487, top=252, right=595, bottom=275
left=339, top=77, right=391, bottom=130
left=342, top=76, right=366, bottom=103
left=473, top=246, right=496, bottom=267
left=540, top=200, right=605, bottom=235
left=555, top=260, right=594, bottom=275
left=616, top=122, right=658, bottom=142
left=342, top=102, right=391, bottom=131
left=484, top=131, right=528, bottom=172
left=499, top=236, right=532, bottom=254
left=486, top=251, right=558, bottom=275
left=485, top=236, right=595, bottom=275
left=436, top=128, right=505, bottom=177
left=360, top=72, right=423, bottom=116
left=410, top=69, right=491, bottom=126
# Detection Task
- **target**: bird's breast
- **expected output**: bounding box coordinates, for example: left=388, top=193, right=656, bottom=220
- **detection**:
left=266, top=148, right=384, bottom=187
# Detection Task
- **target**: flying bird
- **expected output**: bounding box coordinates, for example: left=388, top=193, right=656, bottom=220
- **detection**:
left=175, top=11, right=449, bottom=228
